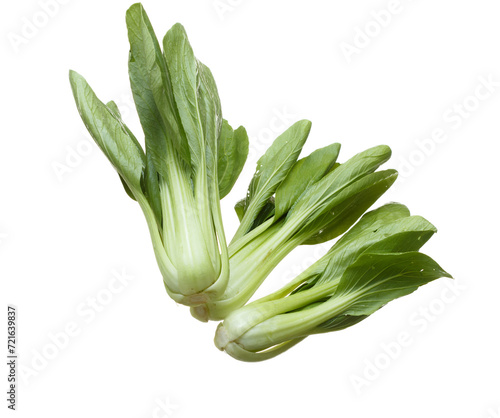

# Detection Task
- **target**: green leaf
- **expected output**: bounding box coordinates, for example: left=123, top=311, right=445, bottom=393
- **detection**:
left=106, top=100, right=161, bottom=220
left=196, top=61, right=222, bottom=186
left=126, top=4, right=191, bottom=223
left=291, top=203, right=436, bottom=291
left=127, top=59, right=168, bottom=181
left=126, top=4, right=190, bottom=167
left=104, top=100, right=121, bottom=117
left=300, top=169, right=398, bottom=244
left=234, top=199, right=246, bottom=221
left=142, top=153, right=162, bottom=225
left=293, top=203, right=414, bottom=293
left=314, top=211, right=437, bottom=286
left=251, top=197, right=275, bottom=229
left=218, top=120, right=249, bottom=199
left=287, top=145, right=392, bottom=226
left=69, top=70, right=144, bottom=192
left=234, top=195, right=275, bottom=233
left=119, top=175, right=137, bottom=201
left=105, top=100, right=145, bottom=161
left=274, top=143, right=340, bottom=220
left=163, top=23, right=204, bottom=170
left=332, top=252, right=452, bottom=318
left=106, top=100, right=146, bottom=201
left=233, top=119, right=311, bottom=240
left=314, top=314, right=368, bottom=333
left=126, top=58, right=166, bottom=218
left=334, top=202, right=411, bottom=246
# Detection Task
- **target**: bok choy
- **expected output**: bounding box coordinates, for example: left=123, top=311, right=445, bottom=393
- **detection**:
left=69, top=2, right=451, bottom=363
left=191, top=139, right=398, bottom=321
left=214, top=203, right=452, bottom=361
left=70, top=4, right=248, bottom=306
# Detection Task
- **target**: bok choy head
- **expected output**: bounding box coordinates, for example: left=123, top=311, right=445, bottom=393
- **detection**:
left=214, top=203, right=452, bottom=361
left=191, top=131, right=398, bottom=321
left=69, top=3, right=248, bottom=306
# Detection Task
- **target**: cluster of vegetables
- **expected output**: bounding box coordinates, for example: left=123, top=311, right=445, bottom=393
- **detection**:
left=70, top=3, right=451, bottom=362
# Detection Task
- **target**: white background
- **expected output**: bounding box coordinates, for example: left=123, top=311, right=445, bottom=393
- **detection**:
left=1, top=0, right=499, bottom=417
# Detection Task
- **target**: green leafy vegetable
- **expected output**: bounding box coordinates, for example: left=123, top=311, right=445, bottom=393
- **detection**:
left=69, top=3, right=451, bottom=363
left=214, top=204, right=452, bottom=361
left=193, top=145, right=398, bottom=321
left=70, top=4, right=248, bottom=306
